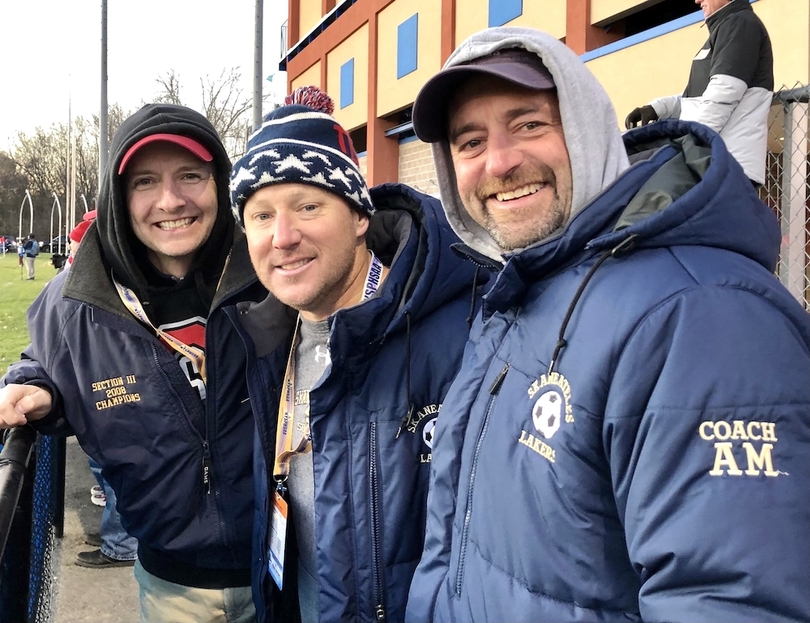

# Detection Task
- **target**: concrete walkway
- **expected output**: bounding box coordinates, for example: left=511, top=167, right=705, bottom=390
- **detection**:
left=51, top=437, right=139, bottom=623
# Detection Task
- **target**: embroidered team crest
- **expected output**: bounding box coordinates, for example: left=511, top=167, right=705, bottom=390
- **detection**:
left=519, top=372, right=574, bottom=463
left=422, top=417, right=436, bottom=449
left=532, top=390, right=563, bottom=439
left=527, top=371, right=574, bottom=440
left=399, top=404, right=441, bottom=463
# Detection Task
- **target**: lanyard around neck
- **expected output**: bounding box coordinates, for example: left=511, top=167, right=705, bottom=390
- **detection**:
left=113, top=277, right=207, bottom=384
left=272, top=250, right=385, bottom=483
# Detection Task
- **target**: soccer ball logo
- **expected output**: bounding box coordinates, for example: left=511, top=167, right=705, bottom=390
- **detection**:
left=422, top=417, right=437, bottom=449
left=532, top=390, right=563, bottom=439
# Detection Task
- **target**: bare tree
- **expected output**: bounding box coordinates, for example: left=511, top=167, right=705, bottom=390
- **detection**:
left=154, top=68, right=270, bottom=160
left=154, top=70, right=184, bottom=106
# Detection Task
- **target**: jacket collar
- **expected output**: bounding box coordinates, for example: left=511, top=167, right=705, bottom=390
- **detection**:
left=62, top=227, right=258, bottom=319
left=467, top=120, right=779, bottom=316
left=707, top=0, right=750, bottom=30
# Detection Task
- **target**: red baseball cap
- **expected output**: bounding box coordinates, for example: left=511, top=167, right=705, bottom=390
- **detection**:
left=118, top=134, right=213, bottom=174
left=69, top=219, right=93, bottom=244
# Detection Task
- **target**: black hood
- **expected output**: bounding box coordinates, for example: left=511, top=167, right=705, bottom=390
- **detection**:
left=96, top=103, right=234, bottom=300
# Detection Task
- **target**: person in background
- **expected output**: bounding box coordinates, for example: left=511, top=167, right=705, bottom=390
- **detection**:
left=405, top=25, right=810, bottom=623
left=625, top=0, right=773, bottom=186
left=22, top=233, right=39, bottom=279
left=0, top=104, right=266, bottom=623
left=228, top=86, right=480, bottom=622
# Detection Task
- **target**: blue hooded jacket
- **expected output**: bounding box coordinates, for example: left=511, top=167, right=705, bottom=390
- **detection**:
left=1, top=104, right=266, bottom=587
left=405, top=115, right=810, bottom=622
left=231, top=183, right=481, bottom=623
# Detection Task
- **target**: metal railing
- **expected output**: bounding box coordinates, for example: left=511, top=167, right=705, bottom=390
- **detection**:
left=761, top=83, right=810, bottom=311
left=0, top=429, right=64, bottom=622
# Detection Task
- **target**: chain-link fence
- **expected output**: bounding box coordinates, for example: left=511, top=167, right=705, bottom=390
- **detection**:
left=0, top=431, right=64, bottom=623
left=761, top=83, right=810, bottom=312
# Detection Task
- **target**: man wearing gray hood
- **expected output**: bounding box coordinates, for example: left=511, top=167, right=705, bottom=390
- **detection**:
left=405, top=26, right=810, bottom=623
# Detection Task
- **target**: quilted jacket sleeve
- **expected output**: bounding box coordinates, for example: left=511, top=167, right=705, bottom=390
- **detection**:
left=605, top=285, right=810, bottom=622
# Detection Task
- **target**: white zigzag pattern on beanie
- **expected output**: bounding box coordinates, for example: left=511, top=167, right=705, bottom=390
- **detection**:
left=252, top=170, right=289, bottom=188
left=302, top=171, right=336, bottom=188
left=248, top=149, right=281, bottom=165
left=328, top=167, right=352, bottom=189
left=302, top=150, right=332, bottom=165
left=274, top=153, right=312, bottom=174
left=229, top=166, right=257, bottom=193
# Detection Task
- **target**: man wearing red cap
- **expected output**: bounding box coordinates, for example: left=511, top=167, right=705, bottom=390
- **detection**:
left=65, top=209, right=95, bottom=267
left=0, top=104, right=265, bottom=622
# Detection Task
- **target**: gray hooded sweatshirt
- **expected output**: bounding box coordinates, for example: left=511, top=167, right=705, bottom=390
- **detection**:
left=429, top=26, right=630, bottom=263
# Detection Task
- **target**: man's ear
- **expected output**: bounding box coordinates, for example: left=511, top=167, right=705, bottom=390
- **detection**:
left=355, top=210, right=370, bottom=238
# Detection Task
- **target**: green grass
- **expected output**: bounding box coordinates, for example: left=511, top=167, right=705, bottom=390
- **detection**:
left=0, top=253, right=54, bottom=375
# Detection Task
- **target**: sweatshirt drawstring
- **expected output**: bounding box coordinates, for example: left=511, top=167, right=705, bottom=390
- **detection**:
left=548, top=235, right=638, bottom=375
left=396, top=311, right=414, bottom=438
left=466, top=266, right=481, bottom=330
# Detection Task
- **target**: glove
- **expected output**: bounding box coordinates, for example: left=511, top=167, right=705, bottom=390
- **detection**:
left=624, top=105, right=659, bottom=129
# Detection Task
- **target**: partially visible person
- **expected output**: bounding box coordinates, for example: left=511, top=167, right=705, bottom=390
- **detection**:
left=405, top=26, right=810, bottom=623
left=0, top=104, right=266, bottom=623
left=22, top=233, right=39, bottom=279
left=228, top=86, right=480, bottom=623
left=65, top=210, right=96, bottom=267
left=78, top=457, right=138, bottom=568
left=625, top=0, right=773, bottom=185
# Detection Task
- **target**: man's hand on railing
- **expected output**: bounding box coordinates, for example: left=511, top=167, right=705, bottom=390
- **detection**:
left=0, top=385, right=52, bottom=428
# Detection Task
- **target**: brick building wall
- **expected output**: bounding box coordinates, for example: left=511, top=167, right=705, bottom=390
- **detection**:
left=398, top=139, right=439, bottom=196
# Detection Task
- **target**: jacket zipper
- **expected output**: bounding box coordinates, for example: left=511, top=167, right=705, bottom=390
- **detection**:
left=202, top=440, right=212, bottom=494
left=455, top=362, right=509, bottom=596
left=151, top=344, right=212, bottom=495
left=369, top=422, right=387, bottom=623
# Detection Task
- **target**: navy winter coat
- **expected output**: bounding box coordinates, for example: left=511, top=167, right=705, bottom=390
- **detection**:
left=231, top=184, right=480, bottom=623
left=406, top=121, right=810, bottom=622
left=2, top=229, right=265, bottom=579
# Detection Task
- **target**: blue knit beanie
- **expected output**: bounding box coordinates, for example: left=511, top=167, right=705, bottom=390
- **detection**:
left=230, top=86, right=374, bottom=225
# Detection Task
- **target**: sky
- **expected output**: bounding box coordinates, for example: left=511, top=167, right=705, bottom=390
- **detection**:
left=0, top=0, right=289, bottom=151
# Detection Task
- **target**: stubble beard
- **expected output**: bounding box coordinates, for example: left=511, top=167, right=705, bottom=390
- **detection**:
left=269, top=243, right=361, bottom=317
left=474, top=166, right=569, bottom=251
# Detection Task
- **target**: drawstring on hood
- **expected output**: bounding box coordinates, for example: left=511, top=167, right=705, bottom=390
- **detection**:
left=547, top=234, right=638, bottom=374
left=396, top=311, right=414, bottom=439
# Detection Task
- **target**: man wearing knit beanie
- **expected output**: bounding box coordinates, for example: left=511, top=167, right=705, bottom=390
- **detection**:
left=230, top=86, right=481, bottom=623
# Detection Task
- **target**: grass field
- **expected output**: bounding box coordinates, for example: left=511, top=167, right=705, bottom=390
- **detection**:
left=0, top=253, right=54, bottom=375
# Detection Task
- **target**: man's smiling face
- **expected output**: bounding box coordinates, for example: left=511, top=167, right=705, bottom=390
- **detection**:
left=448, top=75, right=572, bottom=251
left=124, top=141, right=217, bottom=278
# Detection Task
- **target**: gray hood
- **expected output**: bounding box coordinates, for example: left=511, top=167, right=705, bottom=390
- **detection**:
left=430, top=27, right=629, bottom=262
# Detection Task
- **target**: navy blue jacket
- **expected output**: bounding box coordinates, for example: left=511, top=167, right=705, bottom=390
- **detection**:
left=406, top=121, right=810, bottom=622
left=231, top=184, right=480, bottom=623
left=2, top=229, right=265, bottom=584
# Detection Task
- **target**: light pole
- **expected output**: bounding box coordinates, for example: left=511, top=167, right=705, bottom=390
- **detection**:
left=253, top=0, right=264, bottom=131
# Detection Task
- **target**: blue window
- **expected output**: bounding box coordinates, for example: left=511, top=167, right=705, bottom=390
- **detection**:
left=489, top=0, right=522, bottom=27
left=340, top=58, right=355, bottom=109
left=397, top=14, right=418, bottom=79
